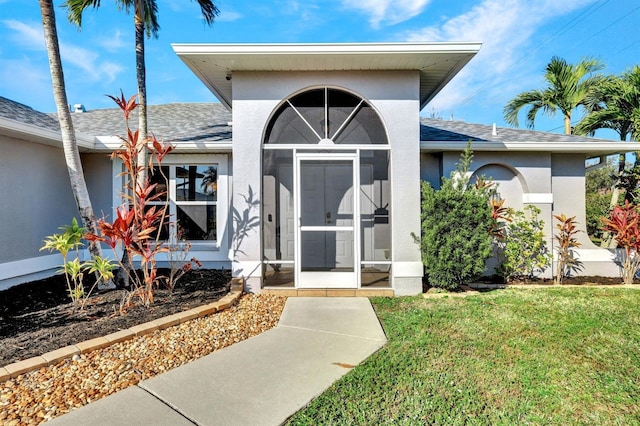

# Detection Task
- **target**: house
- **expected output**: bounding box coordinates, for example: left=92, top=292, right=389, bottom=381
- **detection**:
left=1, top=42, right=639, bottom=294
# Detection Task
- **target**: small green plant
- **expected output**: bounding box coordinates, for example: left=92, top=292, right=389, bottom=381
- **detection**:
left=496, top=205, right=551, bottom=282
left=41, top=218, right=115, bottom=309
left=164, top=225, right=202, bottom=292
left=554, top=214, right=582, bottom=284
left=601, top=201, right=640, bottom=284
left=416, top=143, right=494, bottom=290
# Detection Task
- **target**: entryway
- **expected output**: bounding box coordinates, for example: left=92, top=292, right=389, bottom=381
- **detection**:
left=296, top=153, right=358, bottom=288
left=261, top=87, right=392, bottom=291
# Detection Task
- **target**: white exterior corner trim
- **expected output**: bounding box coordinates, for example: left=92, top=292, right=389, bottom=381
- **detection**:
left=393, top=261, right=424, bottom=277
left=0, top=254, right=62, bottom=281
left=523, top=193, right=553, bottom=204
left=573, top=248, right=617, bottom=262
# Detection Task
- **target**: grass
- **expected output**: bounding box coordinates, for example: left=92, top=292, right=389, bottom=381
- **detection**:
left=287, top=288, right=640, bottom=425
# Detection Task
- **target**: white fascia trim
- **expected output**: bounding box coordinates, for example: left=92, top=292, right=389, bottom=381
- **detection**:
left=172, top=42, right=483, bottom=55
left=95, top=136, right=232, bottom=153
left=523, top=193, right=553, bottom=204
left=420, top=141, right=640, bottom=156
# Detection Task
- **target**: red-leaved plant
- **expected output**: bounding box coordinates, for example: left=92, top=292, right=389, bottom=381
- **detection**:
left=553, top=214, right=582, bottom=285
left=601, top=201, right=640, bottom=284
left=86, top=93, right=174, bottom=307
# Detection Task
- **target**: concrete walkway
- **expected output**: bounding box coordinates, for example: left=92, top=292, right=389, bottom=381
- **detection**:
left=48, top=297, right=387, bottom=426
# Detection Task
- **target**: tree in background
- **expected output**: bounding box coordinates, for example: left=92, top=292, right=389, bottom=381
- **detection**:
left=585, top=162, right=617, bottom=245
left=575, top=66, right=640, bottom=246
left=575, top=66, right=640, bottom=142
left=503, top=56, right=606, bottom=135
left=65, top=0, right=219, bottom=285
left=39, top=0, right=106, bottom=278
left=65, top=0, right=219, bottom=182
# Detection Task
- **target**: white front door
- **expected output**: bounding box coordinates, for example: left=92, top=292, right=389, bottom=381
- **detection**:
left=296, top=154, right=359, bottom=288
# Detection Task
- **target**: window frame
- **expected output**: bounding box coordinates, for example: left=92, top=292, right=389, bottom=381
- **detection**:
left=113, top=154, right=228, bottom=250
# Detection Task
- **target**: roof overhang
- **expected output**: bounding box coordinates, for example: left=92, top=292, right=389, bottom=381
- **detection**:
left=93, top=136, right=233, bottom=153
left=421, top=140, right=640, bottom=157
left=172, top=42, right=482, bottom=110
left=0, top=117, right=94, bottom=151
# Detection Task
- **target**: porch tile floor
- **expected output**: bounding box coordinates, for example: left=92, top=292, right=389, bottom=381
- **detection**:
left=48, top=297, right=387, bottom=426
left=262, top=288, right=395, bottom=297
left=262, top=270, right=392, bottom=296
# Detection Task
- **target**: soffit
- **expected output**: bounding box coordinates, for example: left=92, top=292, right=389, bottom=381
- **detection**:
left=172, top=43, right=482, bottom=110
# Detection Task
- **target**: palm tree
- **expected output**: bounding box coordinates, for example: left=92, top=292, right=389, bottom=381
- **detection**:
left=39, top=0, right=105, bottom=265
left=504, top=56, right=607, bottom=134
left=575, top=66, right=640, bottom=247
left=575, top=66, right=640, bottom=141
left=65, top=0, right=219, bottom=183
left=66, top=0, right=218, bottom=287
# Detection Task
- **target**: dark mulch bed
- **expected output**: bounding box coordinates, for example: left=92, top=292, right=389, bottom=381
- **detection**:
left=0, top=269, right=231, bottom=366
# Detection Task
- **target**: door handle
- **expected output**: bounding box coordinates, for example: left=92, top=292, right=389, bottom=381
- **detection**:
left=326, top=211, right=331, bottom=224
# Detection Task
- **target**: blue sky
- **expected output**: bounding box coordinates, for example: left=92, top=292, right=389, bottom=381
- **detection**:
left=0, top=0, right=638, bottom=137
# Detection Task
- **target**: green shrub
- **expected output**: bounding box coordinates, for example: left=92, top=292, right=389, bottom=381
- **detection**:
left=417, top=145, right=494, bottom=290
left=496, top=205, right=551, bottom=281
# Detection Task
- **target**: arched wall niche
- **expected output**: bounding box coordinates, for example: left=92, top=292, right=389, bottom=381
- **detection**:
left=472, top=163, right=527, bottom=210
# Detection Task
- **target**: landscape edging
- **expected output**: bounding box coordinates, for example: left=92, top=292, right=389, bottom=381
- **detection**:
left=0, top=288, right=243, bottom=383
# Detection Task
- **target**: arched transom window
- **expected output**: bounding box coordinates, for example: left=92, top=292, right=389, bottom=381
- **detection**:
left=264, top=88, right=387, bottom=145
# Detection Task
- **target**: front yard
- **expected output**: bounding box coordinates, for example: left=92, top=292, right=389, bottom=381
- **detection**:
left=288, top=287, right=640, bottom=425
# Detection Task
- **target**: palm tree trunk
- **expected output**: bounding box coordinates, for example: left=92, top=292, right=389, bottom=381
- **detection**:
left=39, top=0, right=105, bottom=265
left=134, top=3, right=148, bottom=185
left=114, top=4, right=149, bottom=289
left=564, top=115, right=572, bottom=135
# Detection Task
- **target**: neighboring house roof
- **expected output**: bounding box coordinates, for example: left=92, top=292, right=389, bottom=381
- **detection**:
left=0, top=96, right=89, bottom=148
left=420, top=118, right=640, bottom=156
left=173, top=42, right=482, bottom=110
left=59, top=102, right=233, bottom=152
left=0, top=96, right=60, bottom=131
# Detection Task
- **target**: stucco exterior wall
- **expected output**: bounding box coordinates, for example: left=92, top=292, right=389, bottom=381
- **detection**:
left=431, top=150, right=554, bottom=278
left=551, top=153, right=619, bottom=277
left=232, top=70, right=423, bottom=294
left=419, top=150, right=623, bottom=280
left=82, top=153, right=113, bottom=220
left=0, top=134, right=78, bottom=288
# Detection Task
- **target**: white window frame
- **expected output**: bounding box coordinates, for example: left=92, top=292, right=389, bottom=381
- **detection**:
left=112, top=154, right=229, bottom=251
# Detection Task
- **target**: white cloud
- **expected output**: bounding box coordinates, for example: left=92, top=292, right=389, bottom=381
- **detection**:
left=0, top=58, right=52, bottom=110
left=98, top=28, right=127, bottom=52
left=402, top=0, right=597, bottom=115
left=341, top=0, right=431, bottom=28
left=2, top=20, right=124, bottom=84
left=217, top=10, right=243, bottom=22
left=3, top=20, right=46, bottom=50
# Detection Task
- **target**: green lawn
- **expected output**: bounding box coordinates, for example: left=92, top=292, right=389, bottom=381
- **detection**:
left=288, top=288, right=640, bottom=425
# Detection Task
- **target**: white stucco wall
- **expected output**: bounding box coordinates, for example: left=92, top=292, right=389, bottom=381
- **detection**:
left=232, top=70, right=423, bottom=294
left=551, top=153, right=620, bottom=277
left=0, top=134, right=78, bottom=288
left=420, top=149, right=623, bottom=280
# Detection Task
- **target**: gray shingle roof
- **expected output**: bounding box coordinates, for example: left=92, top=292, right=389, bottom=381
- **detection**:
left=420, top=117, right=615, bottom=143
left=0, top=96, right=60, bottom=132
left=58, top=102, right=232, bottom=143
